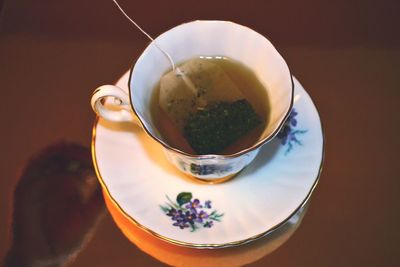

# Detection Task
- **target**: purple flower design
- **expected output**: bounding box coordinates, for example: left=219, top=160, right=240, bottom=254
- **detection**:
left=196, top=210, right=209, bottom=223
left=173, top=220, right=189, bottom=229
left=277, top=109, right=307, bottom=155
left=166, top=208, right=178, bottom=217
left=185, top=199, right=202, bottom=213
left=166, top=208, right=184, bottom=221
left=184, top=211, right=197, bottom=225
left=160, top=192, right=223, bottom=232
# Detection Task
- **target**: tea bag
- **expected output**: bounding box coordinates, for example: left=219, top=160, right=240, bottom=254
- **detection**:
left=159, top=58, right=246, bottom=129
left=111, top=1, right=262, bottom=154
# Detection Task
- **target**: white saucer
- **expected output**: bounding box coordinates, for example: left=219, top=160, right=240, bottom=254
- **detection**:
left=92, top=72, right=324, bottom=249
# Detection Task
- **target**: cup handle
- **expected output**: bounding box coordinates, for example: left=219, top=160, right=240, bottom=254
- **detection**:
left=91, top=85, right=140, bottom=124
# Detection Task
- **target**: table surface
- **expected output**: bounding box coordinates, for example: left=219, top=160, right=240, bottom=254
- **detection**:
left=1, top=0, right=399, bottom=266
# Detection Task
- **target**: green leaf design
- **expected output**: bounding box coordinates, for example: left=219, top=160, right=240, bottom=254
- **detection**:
left=190, top=223, right=198, bottom=232
left=159, top=205, right=170, bottom=213
left=210, top=212, right=224, bottom=222
left=166, top=195, right=180, bottom=209
left=176, top=192, right=192, bottom=206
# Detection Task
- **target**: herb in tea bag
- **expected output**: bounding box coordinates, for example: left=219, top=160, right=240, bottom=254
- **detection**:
left=184, top=99, right=261, bottom=154
left=159, top=58, right=262, bottom=154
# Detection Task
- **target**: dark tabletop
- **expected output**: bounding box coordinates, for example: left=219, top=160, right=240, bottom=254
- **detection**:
left=1, top=0, right=399, bottom=266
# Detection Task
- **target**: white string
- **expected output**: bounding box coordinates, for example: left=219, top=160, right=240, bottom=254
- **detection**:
left=112, top=0, right=177, bottom=71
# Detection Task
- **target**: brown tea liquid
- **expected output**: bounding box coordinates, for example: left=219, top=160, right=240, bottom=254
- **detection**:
left=150, top=56, right=270, bottom=155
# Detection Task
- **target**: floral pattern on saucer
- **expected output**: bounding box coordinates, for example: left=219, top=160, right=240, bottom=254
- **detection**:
left=277, top=109, right=307, bottom=155
left=160, top=192, right=224, bottom=232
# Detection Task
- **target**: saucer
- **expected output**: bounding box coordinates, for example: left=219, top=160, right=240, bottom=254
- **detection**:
left=92, top=72, right=324, bottom=249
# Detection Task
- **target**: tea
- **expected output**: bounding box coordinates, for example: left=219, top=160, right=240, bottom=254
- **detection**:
left=150, top=56, right=270, bottom=155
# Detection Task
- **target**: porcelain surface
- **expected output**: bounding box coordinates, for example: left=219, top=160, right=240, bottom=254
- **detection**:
left=92, top=72, right=323, bottom=248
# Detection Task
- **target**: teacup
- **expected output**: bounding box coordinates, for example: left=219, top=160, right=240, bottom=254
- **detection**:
left=91, top=20, right=293, bottom=183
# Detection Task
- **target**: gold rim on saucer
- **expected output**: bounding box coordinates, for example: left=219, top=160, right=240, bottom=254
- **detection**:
left=91, top=112, right=325, bottom=248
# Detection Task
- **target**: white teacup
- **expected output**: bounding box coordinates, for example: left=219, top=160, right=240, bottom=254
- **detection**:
left=91, top=20, right=293, bottom=183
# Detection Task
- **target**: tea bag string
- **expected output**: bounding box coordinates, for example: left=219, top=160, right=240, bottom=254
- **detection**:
left=112, top=0, right=182, bottom=74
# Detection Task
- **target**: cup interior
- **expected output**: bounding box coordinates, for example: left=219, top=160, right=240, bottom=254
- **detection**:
left=129, top=20, right=293, bottom=155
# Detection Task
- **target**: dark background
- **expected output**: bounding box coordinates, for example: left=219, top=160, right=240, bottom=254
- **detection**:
left=1, top=0, right=399, bottom=266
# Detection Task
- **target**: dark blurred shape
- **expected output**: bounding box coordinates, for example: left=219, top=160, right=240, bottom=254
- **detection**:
left=3, top=142, right=105, bottom=267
